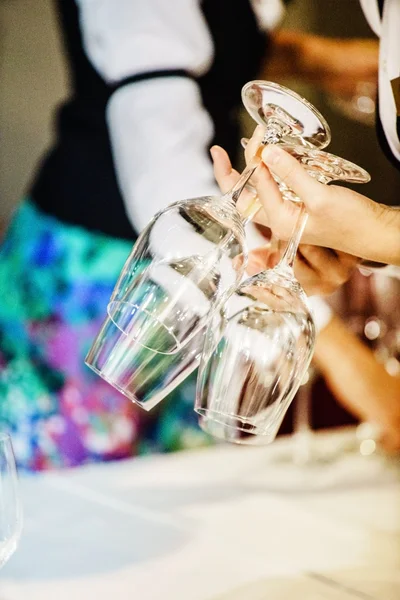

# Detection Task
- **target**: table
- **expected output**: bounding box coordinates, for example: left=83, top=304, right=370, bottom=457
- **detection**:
left=1, top=429, right=400, bottom=599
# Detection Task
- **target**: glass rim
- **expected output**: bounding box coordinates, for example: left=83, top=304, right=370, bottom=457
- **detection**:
left=195, top=407, right=278, bottom=437
left=241, top=79, right=332, bottom=149
left=198, top=417, right=275, bottom=446
left=107, top=300, right=183, bottom=356
left=84, top=358, right=155, bottom=412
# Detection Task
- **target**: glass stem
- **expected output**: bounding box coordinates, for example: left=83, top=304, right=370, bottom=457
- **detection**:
left=293, top=374, right=313, bottom=436
left=277, top=202, right=308, bottom=275
left=292, top=368, right=315, bottom=466
left=226, top=129, right=278, bottom=208
left=228, top=158, right=262, bottom=205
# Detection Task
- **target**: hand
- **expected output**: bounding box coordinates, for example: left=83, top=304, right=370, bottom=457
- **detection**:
left=211, top=144, right=359, bottom=295
left=235, top=128, right=400, bottom=266
left=248, top=244, right=358, bottom=296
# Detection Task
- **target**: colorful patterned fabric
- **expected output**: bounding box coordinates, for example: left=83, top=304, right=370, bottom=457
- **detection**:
left=0, top=201, right=210, bottom=471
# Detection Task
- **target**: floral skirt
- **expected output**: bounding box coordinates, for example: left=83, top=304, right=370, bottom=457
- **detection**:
left=0, top=201, right=209, bottom=471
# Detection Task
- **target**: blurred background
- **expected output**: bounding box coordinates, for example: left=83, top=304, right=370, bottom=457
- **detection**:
left=0, top=4, right=399, bottom=592
left=2, top=0, right=400, bottom=234
left=0, top=0, right=399, bottom=467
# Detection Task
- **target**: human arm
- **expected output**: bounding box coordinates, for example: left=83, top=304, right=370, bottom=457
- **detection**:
left=231, top=126, right=400, bottom=266
left=257, top=143, right=400, bottom=265
left=313, top=315, right=400, bottom=453
left=263, top=30, right=378, bottom=97
left=210, top=144, right=359, bottom=296
left=75, top=0, right=219, bottom=232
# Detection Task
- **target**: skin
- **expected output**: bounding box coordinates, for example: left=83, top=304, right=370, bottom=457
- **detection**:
left=211, top=135, right=400, bottom=452
left=210, top=30, right=398, bottom=449
left=314, top=315, right=400, bottom=454
left=210, top=143, right=360, bottom=296
left=264, top=31, right=378, bottom=98
left=212, top=126, right=400, bottom=267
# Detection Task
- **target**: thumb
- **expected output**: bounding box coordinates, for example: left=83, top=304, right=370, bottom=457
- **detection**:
left=261, top=145, right=325, bottom=210
left=210, top=145, right=240, bottom=194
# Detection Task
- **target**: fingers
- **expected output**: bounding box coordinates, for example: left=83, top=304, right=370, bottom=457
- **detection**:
left=292, top=259, right=323, bottom=296
left=295, top=245, right=358, bottom=294
left=251, top=162, right=299, bottom=234
left=300, top=245, right=357, bottom=279
left=261, top=145, right=325, bottom=211
left=210, top=145, right=240, bottom=194
left=210, top=145, right=258, bottom=216
left=247, top=247, right=277, bottom=276
left=244, top=125, right=266, bottom=165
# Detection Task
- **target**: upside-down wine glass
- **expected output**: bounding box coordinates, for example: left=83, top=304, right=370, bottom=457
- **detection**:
left=354, top=268, right=400, bottom=457
left=87, top=81, right=331, bottom=359
left=85, top=81, right=331, bottom=407
left=0, top=433, right=22, bottom=570
left=198, top=147, right=370, bottom=444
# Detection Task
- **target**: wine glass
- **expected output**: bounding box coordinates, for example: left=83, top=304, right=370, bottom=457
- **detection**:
left=197, top=149, right=370, bottom=443
left=86, top=304, right=223, bottom=411
left=87, top=146, right=369, bottom=415
left=0, top=433, right=22, bottom=569
left=355, top=269, right=400, bottom=456
left=88, top=81, right=331, bottom=360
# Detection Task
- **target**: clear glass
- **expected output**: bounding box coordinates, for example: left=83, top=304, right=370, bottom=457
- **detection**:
left=196, top=196, right=316, bottom=439
left=291, top=365, right=318, bottom=465
left=105, top=198, right=246, bottom=355
left=88, top=80, right=331, bottom=359
left=242, top=80, right=331, bottom=148
left=86, top=80, right=331, bottom=407
left=0, top=433, right=22, bottom=569
left=356, top=270, right=400, bottom=456
left=86, top=309, right=223, bottom=411
left=197, top=149, right=370, bottom=443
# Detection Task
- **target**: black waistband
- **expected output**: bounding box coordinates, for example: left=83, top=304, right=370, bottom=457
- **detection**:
left=110, top=69, right=192, bottom=94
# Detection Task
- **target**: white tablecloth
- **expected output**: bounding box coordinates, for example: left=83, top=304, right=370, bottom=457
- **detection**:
left=1, top=429, right=399, bottom=599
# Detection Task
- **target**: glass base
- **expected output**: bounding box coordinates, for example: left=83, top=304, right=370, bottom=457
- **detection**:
left=242, top=80, right=331, bottom=149
left=197, top=410, right=280, bottom=445
left=84, top=359, right=154, bottom=411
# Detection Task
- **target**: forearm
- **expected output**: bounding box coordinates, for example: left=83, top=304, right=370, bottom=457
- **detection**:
left=346, top=202, right=400, bottom=267
left=107, top=78, right=218, bottom=231
left=260, top=30, right=378, bottom=93
left=255, top=141, right=400, bottom=267
left=313, top=316, right=400, bottom=435
left=77, top=0, right=217, bottom=233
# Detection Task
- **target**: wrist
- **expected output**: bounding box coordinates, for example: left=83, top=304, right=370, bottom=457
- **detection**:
left=312, top=315, right=343, bottom=371
left=376, top=205, right=400, bottom=266
left=358, top=203, right=400, bottom=266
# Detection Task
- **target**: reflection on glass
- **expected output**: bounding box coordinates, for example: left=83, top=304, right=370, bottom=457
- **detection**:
left=0, top=433, right=22, bottom=570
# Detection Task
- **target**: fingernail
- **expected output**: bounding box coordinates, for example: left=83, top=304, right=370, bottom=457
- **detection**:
left=262, top=146, right=281, bottom=166
left=210, top=146, right=218, bottom=160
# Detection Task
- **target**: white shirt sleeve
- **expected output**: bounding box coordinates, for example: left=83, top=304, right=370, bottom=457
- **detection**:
left=249, top=0, right=285, bottom=31
left=75, top=0, right=219, bottom=232
left=308, top=296, right=333, bottom=334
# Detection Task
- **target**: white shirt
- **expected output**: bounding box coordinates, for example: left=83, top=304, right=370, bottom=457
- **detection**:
left=75, top=0, right=283, bottom=246
left=75, top=0, right=335, bottom=330
left=360, top=0, right=400, bottom=161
